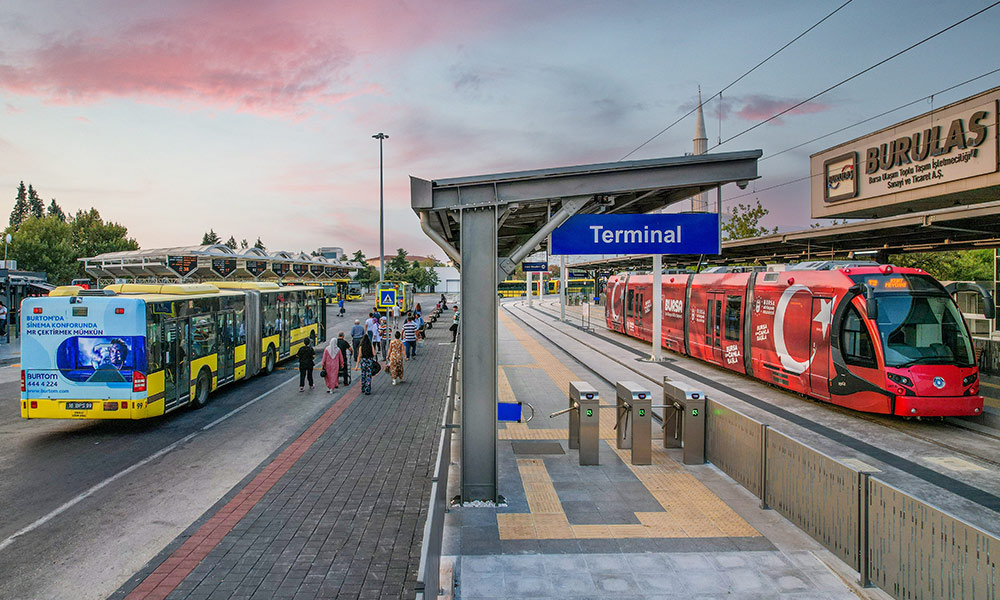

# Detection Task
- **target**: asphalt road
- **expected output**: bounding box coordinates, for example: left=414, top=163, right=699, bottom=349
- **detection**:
left=0, top=295, right=430, bottom=600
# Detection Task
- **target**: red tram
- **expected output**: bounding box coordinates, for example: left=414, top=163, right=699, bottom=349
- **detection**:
left=605, top=262, right=991, bottom=417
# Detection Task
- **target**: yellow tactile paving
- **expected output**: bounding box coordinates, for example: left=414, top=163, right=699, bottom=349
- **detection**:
left=493, top=311, right=761, bottom=541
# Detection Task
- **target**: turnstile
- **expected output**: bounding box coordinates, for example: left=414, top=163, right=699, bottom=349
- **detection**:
left=661, top=377, right=706, bottom=465
left=551, top=381, right=600, bottom=465
left=615, top=381, right=652, bottom=465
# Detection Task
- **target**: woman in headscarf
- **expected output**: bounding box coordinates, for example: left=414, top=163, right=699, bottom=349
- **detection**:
left=355, top=332, right=377, bottom=395
left=388, top=330, right=405, bottom=385
left=320, top=341, right=343, bottom=393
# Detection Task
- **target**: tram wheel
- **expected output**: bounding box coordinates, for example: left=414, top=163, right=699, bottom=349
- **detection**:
left=191, top=370, right=211, bottom=409
left=264, top=347, right=276, bottom=375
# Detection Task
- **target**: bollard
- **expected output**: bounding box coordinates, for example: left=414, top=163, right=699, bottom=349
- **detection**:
left=661, top=377, right=706, bottom=465
left=616, top=381, right=652, bottom=465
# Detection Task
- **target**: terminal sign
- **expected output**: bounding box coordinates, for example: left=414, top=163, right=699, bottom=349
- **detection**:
left=167, top=255, right=197, bottom=277
left=245, top=260, right=267, bottom=277
left=551, top=213, right=720, bottom=255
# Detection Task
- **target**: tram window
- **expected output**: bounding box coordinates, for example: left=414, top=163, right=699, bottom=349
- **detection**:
left=841, top=306, right=876, bottom=369
left=627, top=290, right=634, bottom=314
left=725, top=296, right=742, bottom=341
left=714, top=299, right=722, bottom=338
left=706, top=300, right=714, bottom=339
left=191, top=315, right=216, bottom=360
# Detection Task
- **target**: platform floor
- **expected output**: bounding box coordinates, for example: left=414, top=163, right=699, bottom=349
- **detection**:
left=441, top=309, right=874, bottom=599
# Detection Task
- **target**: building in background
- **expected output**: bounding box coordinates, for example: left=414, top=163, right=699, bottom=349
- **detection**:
left=429, top=266, right=460, bottom=294
left=316, top=247, right=344, bottom=260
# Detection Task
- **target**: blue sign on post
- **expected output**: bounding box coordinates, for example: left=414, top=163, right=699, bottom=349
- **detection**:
left=550, top=213, right=720, bottom=255
left=522, top=261, right=548, bottom=272
left=378, top=289, right=396, bottom=308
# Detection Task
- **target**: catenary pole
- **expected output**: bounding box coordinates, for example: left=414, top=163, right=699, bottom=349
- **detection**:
left=373, top=133, right=388, bottom=281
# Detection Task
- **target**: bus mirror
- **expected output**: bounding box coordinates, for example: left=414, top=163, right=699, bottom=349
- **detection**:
left=864, top=284, right=877, bottom=321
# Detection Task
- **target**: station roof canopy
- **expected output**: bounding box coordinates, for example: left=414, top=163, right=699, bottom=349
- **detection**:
left=411, top=151, right=762, bottom=265
left=570, top=198, right=1000, bottom=271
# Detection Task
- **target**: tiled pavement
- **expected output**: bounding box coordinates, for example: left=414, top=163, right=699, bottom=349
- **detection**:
left=113, top=324, right=455, bottom=600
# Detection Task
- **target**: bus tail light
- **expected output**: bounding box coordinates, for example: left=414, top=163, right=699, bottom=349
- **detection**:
left=115, top=308, right=125, bottom=314
left=33, top=307, right=42, bottom=314
left=121, top=401, right=128, bottom=409
left=30, top=401, right=37, bottom=409
left=132, top=372, right=146, bottom=393
left=20, top=370, right=25, bottom=392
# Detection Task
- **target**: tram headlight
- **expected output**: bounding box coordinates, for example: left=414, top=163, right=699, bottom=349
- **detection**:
left=962, top=373, right=978, bottom=386
left=887, top=373, right=912, bottom=387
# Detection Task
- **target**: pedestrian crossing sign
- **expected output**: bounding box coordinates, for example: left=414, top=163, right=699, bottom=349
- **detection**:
left=378, top=289, right=396, bottom=308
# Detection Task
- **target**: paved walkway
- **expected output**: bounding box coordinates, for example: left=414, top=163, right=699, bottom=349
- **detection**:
left=113, top=322, right=455, bottom=599
left=440, top=308, right=879, bottom=599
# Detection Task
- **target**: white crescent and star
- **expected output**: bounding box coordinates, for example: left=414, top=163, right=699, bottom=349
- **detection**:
left=773, top=285, right=832, bottom=374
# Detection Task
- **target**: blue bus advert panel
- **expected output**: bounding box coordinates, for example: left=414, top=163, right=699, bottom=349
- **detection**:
left=22, top=297, right=146, bottom=400
left=550, top=213, right=720, bottom=255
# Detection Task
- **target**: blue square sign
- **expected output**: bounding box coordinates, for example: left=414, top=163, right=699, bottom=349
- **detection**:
left=378, top=289, right=396, bottom=307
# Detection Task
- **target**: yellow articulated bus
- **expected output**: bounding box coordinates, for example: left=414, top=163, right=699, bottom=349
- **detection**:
left=20, top=282, right=325, bottom=420
left=323, top=278, right=352, bottom=304
left=498, top=279, right=545, bottom=298
left=546, top=278, right=595, bottom=295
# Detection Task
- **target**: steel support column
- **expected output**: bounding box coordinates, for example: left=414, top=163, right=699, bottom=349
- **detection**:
left=560, top=255, right=567, bottom=322
left=460, top=206, right=498, bottom=502
left=651, top=253, right=662, bottom=361
left=526, top=271, right=532, bottom=307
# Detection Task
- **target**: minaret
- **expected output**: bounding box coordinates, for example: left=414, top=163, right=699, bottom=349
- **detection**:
left=692, top=88, right=709, bottom=212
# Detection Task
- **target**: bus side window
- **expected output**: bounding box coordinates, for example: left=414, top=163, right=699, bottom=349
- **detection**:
left=841, top=306, right=877, bottom=368
left=725, top=296, right=742, bottom=341
left=147, top=318, right=163, bottom=373
left=235, top=305, right=246, bottom=345
left=191, top=315, right=216, bottom=360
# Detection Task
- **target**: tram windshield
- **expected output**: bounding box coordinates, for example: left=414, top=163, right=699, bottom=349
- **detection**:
left=875, top=294, right=975, bottom=368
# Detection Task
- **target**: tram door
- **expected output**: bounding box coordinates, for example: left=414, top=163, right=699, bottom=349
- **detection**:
left=705, top=293, right=724, bottom=364
left=808, top=296, right=832, bottom=400
left=162, top=319, right=190, bottom=410
left=217, top=311, right=235, bottom=385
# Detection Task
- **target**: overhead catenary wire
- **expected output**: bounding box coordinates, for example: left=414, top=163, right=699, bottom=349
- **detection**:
left=711, top=0, right=1000, bottom=150
left=721, top=66, right=1000, bottom=207
left=617, top=0, right=855, bottom=161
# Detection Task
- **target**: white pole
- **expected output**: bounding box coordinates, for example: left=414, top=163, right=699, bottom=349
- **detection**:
left=526, top=271, right=533, bottom=307
left=652, top=253, right=662, bottom=361
left=560, top=255, right=567, bottom=322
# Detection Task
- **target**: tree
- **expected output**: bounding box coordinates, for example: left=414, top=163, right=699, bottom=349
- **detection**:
left=386, top=248, right=410, bottom=278
left=891, top=250, right=993, bottom=281
left=722, top=200, right=778, bottom=241
left=5, top=216, right=77, bottom=283
left=202, top=229, right=221, bottom=245
left=225, top=236, right=237, bottom=250
left=10, top=181, right=28, bottom=229
left=47, top=199, right=66, bottom=221
left=254, top=237, right=266, bottom=251
left=351, top=249, right=365, bottom=264
left=27, top=185, right=44, bottom=219
left=70, top=208, right=140, bottom=269
left=240, top=238, right=249, bottom=249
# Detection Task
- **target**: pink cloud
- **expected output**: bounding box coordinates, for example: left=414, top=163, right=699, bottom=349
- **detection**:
left=0, top=0, right=502, bottom=116
left=5, top=103, right=23, bottom=114
left=734, top=94, right=830, bottom=124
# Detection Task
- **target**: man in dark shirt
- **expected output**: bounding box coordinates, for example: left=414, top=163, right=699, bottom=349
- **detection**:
left=336, top=332, right=352, bottom=385
left=297, top=338, right=316, bottom=391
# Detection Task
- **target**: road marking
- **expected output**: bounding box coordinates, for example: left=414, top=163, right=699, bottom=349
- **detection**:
left=0, top=375, right=297, bottom=553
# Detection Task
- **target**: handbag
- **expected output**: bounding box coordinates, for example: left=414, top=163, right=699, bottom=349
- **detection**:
left=371, top=360, right=382, bottom=376
left=320, top=369, right=327, bottom=378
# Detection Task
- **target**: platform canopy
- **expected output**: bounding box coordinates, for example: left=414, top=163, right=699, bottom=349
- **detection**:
left=411, top=150, right=762, bottom=503
left=571, top=198, right=1000, bottom=271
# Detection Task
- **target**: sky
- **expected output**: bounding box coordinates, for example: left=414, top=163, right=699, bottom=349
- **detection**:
left=2, top=0, right=999, bottom=260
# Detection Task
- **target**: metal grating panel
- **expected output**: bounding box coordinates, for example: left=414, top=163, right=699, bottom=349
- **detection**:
left=765, top=429, right=860, bottom=569
left=868, top=479, right=1000, bottom=599
left=705, top=400, right=763, bottom=497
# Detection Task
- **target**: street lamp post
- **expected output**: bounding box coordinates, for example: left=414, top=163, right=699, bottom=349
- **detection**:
left=373, top=132, right=388, bottom=282
left=3, top=233, right=10, bottom=344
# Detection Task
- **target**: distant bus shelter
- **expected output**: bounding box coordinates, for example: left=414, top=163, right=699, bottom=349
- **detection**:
left=1, top=269, right=53, bottom=342
left=411, top=151, right=762, bottom=502
left=81, top=245, right=358, bottom=286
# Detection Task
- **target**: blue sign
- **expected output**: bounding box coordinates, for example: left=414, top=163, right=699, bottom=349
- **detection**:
left=522, top=261, right=548, bottom=272
left=378, top=289, right=396, bottom=307
left=551, top=213, right=720, bottom=255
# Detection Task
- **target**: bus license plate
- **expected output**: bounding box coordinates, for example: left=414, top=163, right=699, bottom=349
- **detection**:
left=65, top=402, right=93, bottom=410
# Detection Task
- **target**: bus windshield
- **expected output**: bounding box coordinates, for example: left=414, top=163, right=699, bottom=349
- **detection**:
left=875, top=294, right=975, bottom=368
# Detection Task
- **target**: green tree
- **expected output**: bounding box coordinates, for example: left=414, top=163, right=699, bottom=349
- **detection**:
left=240, top=238, right=249, bottom=249
left=722, top=200, right=778, bottom=241
left=254, top=237, right=266, bottom=251
left=70, top=208, right=140, bottom=269
left=891, top=250, right=993, bottom=281
left=202, top=229, right=221, bottom=245
left=385, top=248, right=410, bottom=279
left=225, top=236, right=237, bottom=250
left=354, top=263, right=379, bottom=289
left=27, top=185, right=44, bottom=219
left=5, top=216, right=77, bottom=283
left=46, top=199, right=66, bottom=221
left=10, top=182, right=28, bottom=229
left=404, top=263, right=439, bottom=291
left=351, top=249, right=365, bottom=264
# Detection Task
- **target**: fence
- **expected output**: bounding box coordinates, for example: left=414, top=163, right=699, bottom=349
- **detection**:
left=704, top=399, right=999, bottom=600
left=414, top=332, right=460, bottom=600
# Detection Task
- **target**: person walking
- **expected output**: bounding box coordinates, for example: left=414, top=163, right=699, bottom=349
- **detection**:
left=336, top=332, right=352, bottom=386
left=388, top=331, right=405, bottom=385
left=320, top=341, right=343, bottom=393
left=355, top=333, right=377, bottom=395
left=0, top=301, right=7, bottom=337
left=338, top=296, right=345, bottom=317
left=297, top=338, right=316, bottom=392
left=378, top=317, right=389, bottom=360
left=350, top=319, right=365, bottom=357
left=392, top=302, right=400, bottom=328
left=450, top=304, right=460, bottom=343
left=402, top=315, right=418, bottom=360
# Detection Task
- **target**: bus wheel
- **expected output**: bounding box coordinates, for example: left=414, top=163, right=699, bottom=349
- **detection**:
left=264, top=347, right=276, bottom=375
left=191, top=370, right=211, bottom=409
